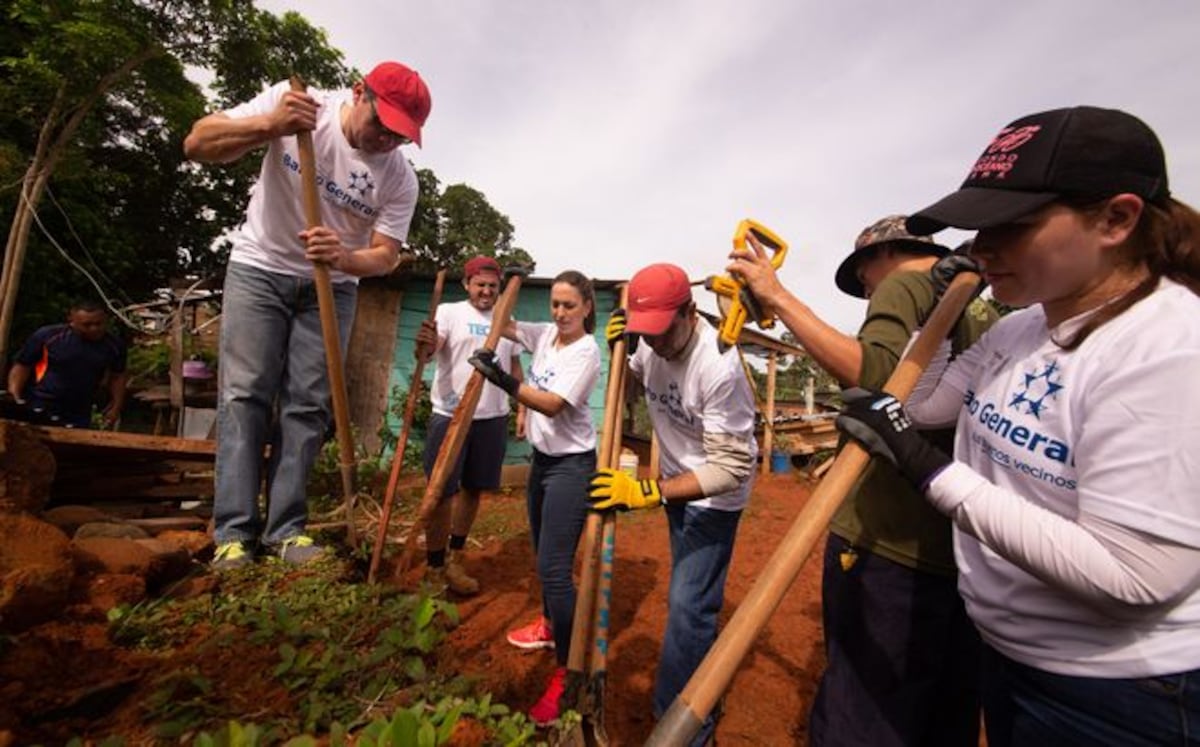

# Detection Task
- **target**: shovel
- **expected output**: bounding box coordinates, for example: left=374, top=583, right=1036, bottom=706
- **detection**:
left=290, top=74, right=359, bottom=548
left=645, top=271, right=983, bottom=745
left=556, top=288, right=630, bottom=747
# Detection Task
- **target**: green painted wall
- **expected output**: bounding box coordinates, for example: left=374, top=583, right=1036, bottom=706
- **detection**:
left=384, top=277, right=618, bottom=465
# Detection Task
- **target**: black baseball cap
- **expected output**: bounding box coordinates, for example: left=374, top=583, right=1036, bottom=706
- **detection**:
left=907, top=106, right=1170, bottom=235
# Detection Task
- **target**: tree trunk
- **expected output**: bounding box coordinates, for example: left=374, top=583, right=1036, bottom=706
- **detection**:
left=0, top=48, right=160, bottom=364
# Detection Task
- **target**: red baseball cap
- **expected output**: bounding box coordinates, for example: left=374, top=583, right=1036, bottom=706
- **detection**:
left=363, top=62, right=432, bottom=147
left=626, top=263, right=692, bottom=335
left=464, top=255, right=501, bottom=279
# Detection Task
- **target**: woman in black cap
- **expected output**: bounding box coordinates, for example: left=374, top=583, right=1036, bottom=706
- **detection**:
left=836, top=106, right=1200, bottom=746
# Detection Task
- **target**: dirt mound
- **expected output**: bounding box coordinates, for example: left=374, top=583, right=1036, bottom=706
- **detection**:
left=444, top=471, right=825, bottom=744
left=0, top=471, right=827, bottom=744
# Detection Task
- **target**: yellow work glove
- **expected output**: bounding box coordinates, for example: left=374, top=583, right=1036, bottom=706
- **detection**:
left=588, top=468, right=664, bottom=511
left=604, top=308, right=627, bottom=350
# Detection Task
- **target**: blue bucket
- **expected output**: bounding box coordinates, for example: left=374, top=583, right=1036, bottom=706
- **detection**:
left=770, top=450, right=791, bottom=473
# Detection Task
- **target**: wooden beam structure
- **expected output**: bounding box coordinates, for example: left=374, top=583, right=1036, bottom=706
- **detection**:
left=761, top=350, right=778, bottom=475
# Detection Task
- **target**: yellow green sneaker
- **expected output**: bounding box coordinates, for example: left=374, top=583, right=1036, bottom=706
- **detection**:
left=212, top=540, right=253, bottom=571
left=277, top=535, right=325, bottom=565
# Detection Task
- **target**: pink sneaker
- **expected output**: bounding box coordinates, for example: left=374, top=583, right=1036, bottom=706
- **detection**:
left=506, top=616, right=554, bottom=650
left=529, top=666, right=567, bottom=726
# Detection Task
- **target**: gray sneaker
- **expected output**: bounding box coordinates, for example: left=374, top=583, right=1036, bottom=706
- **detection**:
left=277, top=535, right=325, bottom=565
left=212, top=540, right=254, bottom=571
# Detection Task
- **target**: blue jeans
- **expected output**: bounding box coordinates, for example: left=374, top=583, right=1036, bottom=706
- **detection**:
left=213, top=262, right=356, bottom=547
left=654, top=503, right=742, bottom=747
left=527, top=448, right=596, bottom=665
left=981, top=645, right=1199, bottom=746
left=810, top=535, right=981, bottom=747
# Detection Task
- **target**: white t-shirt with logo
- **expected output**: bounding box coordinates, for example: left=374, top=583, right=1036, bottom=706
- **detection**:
left=936, top=278, right=1200, bottom=677
left=629, top=322, right=758, bottom=511
left=224, top=81, right=419, bottom=284
left=515, top=322, right=601, bottom=456
left=431, top=300, right=520, bottom=419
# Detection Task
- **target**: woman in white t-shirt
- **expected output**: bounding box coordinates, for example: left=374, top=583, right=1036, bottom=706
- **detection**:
left=835, top=107, right=1200, bottom=745
left=467, top=270, right=602, bottom=726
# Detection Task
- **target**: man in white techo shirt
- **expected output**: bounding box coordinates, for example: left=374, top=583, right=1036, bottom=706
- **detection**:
left=415, top=256, right=523, bottom=594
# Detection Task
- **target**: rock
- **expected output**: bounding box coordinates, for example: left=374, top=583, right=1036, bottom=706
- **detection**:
left=161, top=574, right=218, bottom=600
left=71, top=537, right=195, bottom=591
left=74, top=522, right=151, bottom=541
left=0, top=514, right=72, bottom=632
left=133, top=539, right=194, bottom=588
left=80, top=573, right=147, bottom=613
left=124, top=516, right=209, bottom=534
left=70, top=537, right=154, bottom=577
left=41, top=505, right=114, bottom=536
left=152, top=529, right=214, bottom=560
left=0, top=420, right=56, bottom=514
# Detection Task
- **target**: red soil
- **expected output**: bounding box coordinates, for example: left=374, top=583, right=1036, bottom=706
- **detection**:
left=444, top=470, right=826, bottom=745
left=0, top=470, right=825, bottom=745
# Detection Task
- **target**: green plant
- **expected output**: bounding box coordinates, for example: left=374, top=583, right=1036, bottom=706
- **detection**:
left=125, top=340, right=172, bottom=385
left=308, top=425, right=393, bottom=506
left=376, top=383, right=431, bottom=472
left=180, top=695, right=540, bottom=747
left=108, top=555, right=460, bottom=736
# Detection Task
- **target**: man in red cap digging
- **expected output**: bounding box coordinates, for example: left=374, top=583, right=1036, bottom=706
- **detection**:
left=184, top=62, right=431, bottom=571
left=414, top=255, right=524, bottom=595
left=590, top=262, right=758, bottom=745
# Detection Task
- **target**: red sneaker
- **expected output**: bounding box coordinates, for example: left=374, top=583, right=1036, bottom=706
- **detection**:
left=506, top=616, right=554, bottom=650
left=529, top=666, right=567, bottom=726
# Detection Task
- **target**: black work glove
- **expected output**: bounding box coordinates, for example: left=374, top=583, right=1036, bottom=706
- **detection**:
left=604, top=308, right=639, bottom=354
left=931, top=241, right=986, bottom=299
left=468, top=348, right=519, bottom=396
left=835, top=388, right=951, bottom=491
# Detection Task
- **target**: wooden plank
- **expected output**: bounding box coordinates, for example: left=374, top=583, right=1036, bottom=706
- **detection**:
left=761, top=351, right=777, bottom=475
left=27, top=424, right=216, bottom=457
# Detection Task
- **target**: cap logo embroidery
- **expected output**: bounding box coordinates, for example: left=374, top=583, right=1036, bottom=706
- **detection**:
left=969, top=125, right=1041, bottom=181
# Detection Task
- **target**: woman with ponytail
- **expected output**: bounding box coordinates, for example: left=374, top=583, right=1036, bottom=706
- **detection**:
left=468, top=270, right=602, bottom=726
left=834, top=107, right=1200, bottom=745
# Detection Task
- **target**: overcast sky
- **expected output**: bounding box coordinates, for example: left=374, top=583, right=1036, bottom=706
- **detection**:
left=254, top=0, right=1200, bottom=333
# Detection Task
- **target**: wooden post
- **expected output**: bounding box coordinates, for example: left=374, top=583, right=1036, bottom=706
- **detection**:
left=169, top=304, right=184, bottom=436
left=761, top=351, right=777, bottom=475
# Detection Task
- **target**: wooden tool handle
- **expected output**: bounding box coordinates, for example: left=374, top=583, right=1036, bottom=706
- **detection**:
left=290, top=74, right=359, bottom=547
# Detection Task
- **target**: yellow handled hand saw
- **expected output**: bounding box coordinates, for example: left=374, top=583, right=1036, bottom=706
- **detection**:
left=705, top=219, right=789, bottom=352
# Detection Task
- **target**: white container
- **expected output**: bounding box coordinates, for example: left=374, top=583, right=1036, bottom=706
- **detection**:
left=618, top=448, right=639, bottom=479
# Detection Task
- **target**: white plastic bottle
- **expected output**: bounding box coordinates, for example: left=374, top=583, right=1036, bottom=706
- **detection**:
left=618, top=447, right=639, bottom=479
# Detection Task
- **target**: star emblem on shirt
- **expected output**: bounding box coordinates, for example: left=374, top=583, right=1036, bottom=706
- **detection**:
left=347, top=170, right=374, bottom=197
left=1009, top=360, right=1064, bottom=419
left=666, top=382, right=683, bottom=410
